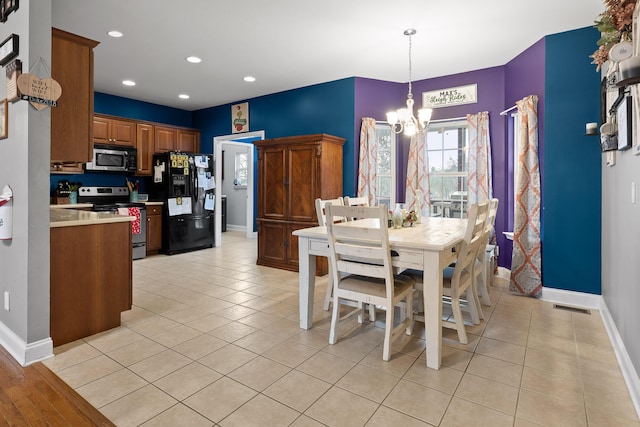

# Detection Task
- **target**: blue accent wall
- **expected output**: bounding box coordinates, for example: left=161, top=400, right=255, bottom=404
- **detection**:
left=192, top=78, right=356, bottom=193
left=94, top=92, right=193, bottom=127
left=544, top=27, right=602, bottom=294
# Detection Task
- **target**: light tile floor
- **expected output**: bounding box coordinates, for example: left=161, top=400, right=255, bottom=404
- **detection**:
left=44, top=231, right=640, bottom=426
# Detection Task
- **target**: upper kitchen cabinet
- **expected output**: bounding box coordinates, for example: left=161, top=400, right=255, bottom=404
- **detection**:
left=154, top=126, right=200, bottom=153
left=154, top=126, right=176, bottom=153
left=93, top=114, right=136, bottom=147
left=177, top=129, right=200, bottom=153
left=51, top=28, right=99, bottom=164
left=136, top=123, right=154, bottom=176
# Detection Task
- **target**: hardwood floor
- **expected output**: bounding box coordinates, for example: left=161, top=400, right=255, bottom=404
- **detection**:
left=0, top=345, right=114, bottom=426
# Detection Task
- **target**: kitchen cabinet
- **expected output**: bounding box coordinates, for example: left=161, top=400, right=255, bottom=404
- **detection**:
left=93, top=114, right=136, bottom=147
left=50, top=220, right=132, bottom=346
left=146, top=204, right=163, bottom=254
left=177, top=129, right=200, bottom=152
left=154, top=126, right=200, bottom=153
left=154, top=126, right=176, bottom=153
left=136, top=123, right=154, bottom=176
left=255, top=134, right=344, bottom=274
left=51, top=28, right=99, bottom=168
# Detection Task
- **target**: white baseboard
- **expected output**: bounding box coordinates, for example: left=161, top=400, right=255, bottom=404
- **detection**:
left=0, top=321, right=53, bottom=366
left=541, top=286, right=603, bottom=309
left=227, top=224, right=246, bottom=232
left=542, top=287, right=640, bottom=419
left=599, top=300, right=640, bottom=420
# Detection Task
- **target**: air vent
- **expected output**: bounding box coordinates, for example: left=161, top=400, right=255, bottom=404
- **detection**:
left=553, top=304, right=591, bottom=315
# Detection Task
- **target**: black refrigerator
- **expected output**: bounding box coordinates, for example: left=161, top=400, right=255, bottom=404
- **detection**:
left=151, top=152, right=215, bottom=255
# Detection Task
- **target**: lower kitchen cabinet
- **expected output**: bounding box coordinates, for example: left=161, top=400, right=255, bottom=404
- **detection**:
left=146, top=204, right=163, bottom=254
left=50, top=221, right=132, bottom=346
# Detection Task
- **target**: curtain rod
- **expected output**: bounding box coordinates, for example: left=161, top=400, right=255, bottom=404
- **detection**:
left=500, top=105, right=518, bottom=116
left=429, top=116, right=467, bottom=123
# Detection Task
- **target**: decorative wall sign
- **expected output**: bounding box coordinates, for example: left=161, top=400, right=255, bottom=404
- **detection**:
left=422, top=83, right=477, bottom=108
left=0, top=34, right=19, bottom=66
left=232, top=102, right=249, bottom=133
left=0, top=0, right=19, bottom=23
left=0, top=99, right=7, bottom=139
left=6, top=59, right=21, bottom=102
left=17, top=73, right=62, bottom=110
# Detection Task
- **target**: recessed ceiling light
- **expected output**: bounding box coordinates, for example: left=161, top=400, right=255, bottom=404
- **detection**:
left=179, top=94, right=190, bottom=99
left=244, top=76, right=256, bottom=82
left=122, top=80, right=136, bottom=86
left=107, top=30, right=123, bottom=38
left=186, top=56, right=202, bottom=63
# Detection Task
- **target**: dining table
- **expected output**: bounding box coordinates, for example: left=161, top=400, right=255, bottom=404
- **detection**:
left=293, top=216, right=467, bottom=370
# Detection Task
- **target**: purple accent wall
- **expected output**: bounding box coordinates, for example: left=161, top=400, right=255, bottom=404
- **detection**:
left=503, top=38, right=546, bottom=268
left=353, top=78, right=404, bottom=196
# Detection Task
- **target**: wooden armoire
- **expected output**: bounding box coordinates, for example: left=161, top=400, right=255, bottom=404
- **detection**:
left=255, top=134, right=345, bottom=274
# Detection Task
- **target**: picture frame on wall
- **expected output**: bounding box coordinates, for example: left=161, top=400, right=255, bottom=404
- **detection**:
left=0, top=99, right=8, bottom=139
left=617, top=95, right=632, bottom=151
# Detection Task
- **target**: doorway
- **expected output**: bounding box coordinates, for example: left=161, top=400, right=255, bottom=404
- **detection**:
left=213, top=131, right=264, bottom=246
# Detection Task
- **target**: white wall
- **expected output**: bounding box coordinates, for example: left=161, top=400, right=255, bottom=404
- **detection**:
left=0, top=0, right=53, bottom=365
left=602, top=146, right=640, bottom=379
left=221, top=145, right=248, bottom=229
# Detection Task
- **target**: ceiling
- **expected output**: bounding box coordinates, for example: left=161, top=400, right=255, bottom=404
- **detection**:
left=52, top=0, right=605, bottom=111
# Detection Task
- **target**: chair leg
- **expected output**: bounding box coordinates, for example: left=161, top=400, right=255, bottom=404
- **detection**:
left=405, top=291, right=413, bottom=336
left=470, top=279, right=484, bottom=322
left=480, top=252, right=493, bottom=306
left=328, top=293, right=340, bottom=345
left=323, top=267, right=334, bottom=311
left=382, top=306, right=393, bottom=361
left=450, top=297, right=469, bottom=344
left=368, top=304, right=376, bottom=321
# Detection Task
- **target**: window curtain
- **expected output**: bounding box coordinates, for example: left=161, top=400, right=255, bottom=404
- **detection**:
left=510, top=95, right=542, bottom=297
left=466, top=111, right=492, bottom=204
left=357, top=117, right=377, bottom=207
left=405, top=133, right=431, bottom=217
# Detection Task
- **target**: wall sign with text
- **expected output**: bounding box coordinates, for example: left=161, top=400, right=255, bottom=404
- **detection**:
left=422, top=84, right=477, bottom=109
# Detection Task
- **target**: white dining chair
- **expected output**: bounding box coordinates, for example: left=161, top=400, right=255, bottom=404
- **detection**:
left=475, top=198, right=499, bottom=307
left=325, top=204, right=414, bottom=361
left=407, top=201, right=488, bottom=344
left=343, top=196, right=369, bottom=220
left=315, top=197, right=345, bottom=311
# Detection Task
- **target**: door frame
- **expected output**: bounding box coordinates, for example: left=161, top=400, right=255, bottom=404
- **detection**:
left=213, top=131, right=264, bottom=246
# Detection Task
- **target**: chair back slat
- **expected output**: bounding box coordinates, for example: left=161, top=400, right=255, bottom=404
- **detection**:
left=326, top=204, right=394, bottom=292
left=315, top=197, right=345, bottom=226
left=343, top=196, right=370, bottom=221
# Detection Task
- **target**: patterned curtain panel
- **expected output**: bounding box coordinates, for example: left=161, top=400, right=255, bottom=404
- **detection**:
left=405, top=133, right=431, bottom=217
left=510, top=95, right=542, bottom=297
left=466, top=111, right=493, bottom=204
left=357, top=117, right=377, bottom=207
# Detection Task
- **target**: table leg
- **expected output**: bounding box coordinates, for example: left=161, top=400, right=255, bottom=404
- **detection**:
left=423, top=251, right=443, bottom=369
left=298, top=237, right=316, bottom=330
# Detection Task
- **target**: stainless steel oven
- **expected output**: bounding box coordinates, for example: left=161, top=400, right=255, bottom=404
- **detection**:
left=77, top=186, right=147, bottom=259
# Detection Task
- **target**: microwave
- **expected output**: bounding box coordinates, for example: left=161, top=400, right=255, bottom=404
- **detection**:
left=85, top=144, right=137, bottom=173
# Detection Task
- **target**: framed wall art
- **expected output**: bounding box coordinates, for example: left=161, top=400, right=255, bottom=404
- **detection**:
left=617, top=95, right=632, bottom=151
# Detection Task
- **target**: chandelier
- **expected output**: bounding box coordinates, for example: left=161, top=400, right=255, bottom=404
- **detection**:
left=387, top=29, right=432, bottom=136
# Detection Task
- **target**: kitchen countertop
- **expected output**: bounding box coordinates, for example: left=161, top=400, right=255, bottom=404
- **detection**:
left=50, top=203, right=93, bottom=209
left=50, top=201, right=164, bottom=209
left=50, top=209, right=134, bottom=228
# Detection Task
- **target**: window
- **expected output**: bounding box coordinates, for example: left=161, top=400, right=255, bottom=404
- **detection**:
left=426, top=120, right=468, bottom=217
left=234, top=152, right=248, bottom=187
left=374, top=123, right=396, bottom=210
